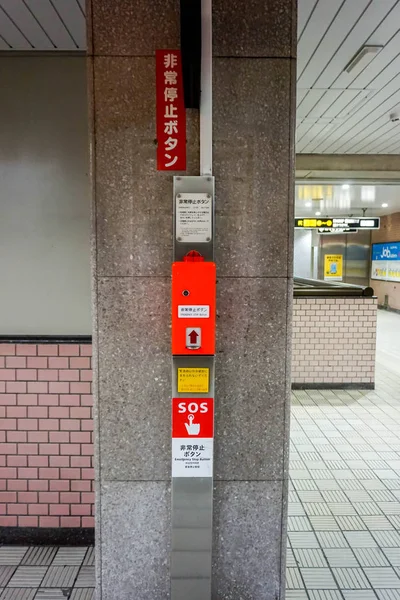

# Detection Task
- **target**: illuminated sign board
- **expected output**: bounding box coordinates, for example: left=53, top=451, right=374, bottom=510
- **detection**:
left=295, top=217, right=380, bottom=230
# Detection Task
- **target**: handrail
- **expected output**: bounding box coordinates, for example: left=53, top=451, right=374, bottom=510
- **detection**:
left=294, top=277, right=374, bottom=297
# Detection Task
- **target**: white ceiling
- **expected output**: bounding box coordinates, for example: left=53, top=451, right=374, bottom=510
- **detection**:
left=0, top=0, right=85, bottom=51
left=297, top=0, right=400, bottom=155
left=296, top=184, right=400, bottom=217
left=0, top=0, right=399, bottom=156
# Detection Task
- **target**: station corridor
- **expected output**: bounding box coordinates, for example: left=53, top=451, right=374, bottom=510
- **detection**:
left=0, top=311, right=399, bottom=599
left=287, top=309, right=400, bottom=599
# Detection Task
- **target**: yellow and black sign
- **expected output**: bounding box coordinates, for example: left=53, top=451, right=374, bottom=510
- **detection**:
left=177, top=368, right=209, bottom=393
left=295, top=217, right=380, bottom=230
left=295, top=218, right=333, bottom=228
left=324, top=254, right=343, bottom=281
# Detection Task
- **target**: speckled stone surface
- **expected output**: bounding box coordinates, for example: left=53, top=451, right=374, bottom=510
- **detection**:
left=91, top=0, right=180, bottom=56
left=213, top=0, right=296, bottom=58
left=100, top=481, right=170, bottom=600
left=214, top=58, right=293, bottom=277
left=215, top=277, right=289, bottom=480
left=212, top=481, right=284, bottom=599
left=97, top=277, right=170, bottom=481
left=93, top=57, right=199, bottom=277
left=90, top=0, right=296, bottom=596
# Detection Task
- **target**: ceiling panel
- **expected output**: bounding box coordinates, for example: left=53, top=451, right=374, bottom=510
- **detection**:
left=297, top=0, right=400, bottom=154
left=315, top=0, right=398, bottom=89
left=0, top=0, right=85, bottom=50
left=298, top=0, right=370, bottom=88
left=25, top=0, right=77, bottom=50
left=0, top=4, right=31, bottom=48
left=297, top=0, right=345, bottom=78
left=51, top=0, right=85, bottom=48
left=0, top=0, right=53, bottom=49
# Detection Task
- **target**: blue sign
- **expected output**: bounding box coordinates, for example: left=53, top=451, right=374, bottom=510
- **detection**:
left=372, top=242, right=400, bottom=261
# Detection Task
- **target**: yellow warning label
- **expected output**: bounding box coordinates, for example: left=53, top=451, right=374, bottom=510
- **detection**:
left=177, top=368, right=209, bottom=393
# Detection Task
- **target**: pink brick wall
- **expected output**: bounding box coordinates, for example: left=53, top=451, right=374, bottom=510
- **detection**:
left=292, top=297, right=377, bottom=386
left=0, top=342, right=94, bottom=528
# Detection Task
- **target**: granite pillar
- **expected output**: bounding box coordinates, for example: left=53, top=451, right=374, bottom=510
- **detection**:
left=88, top=1, right=296, bottom=599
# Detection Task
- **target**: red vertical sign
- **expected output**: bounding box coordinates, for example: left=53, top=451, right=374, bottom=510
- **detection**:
left=156, top=50, right=186, bottom=171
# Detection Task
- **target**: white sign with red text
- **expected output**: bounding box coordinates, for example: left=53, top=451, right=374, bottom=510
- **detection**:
left=172, top=398, right=214, bottom=477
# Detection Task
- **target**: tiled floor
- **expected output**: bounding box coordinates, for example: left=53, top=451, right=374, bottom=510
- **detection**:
left=1, top=310, right=400, bottom=599
left=0, top=546, right=94, bottom=599
left=287, top=310, right=400, bottom=599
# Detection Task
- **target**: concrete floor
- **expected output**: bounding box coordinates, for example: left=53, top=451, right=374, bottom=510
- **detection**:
left=287, top=309, right=400, bottom=599
left=0, top=310, right=399, bottom=599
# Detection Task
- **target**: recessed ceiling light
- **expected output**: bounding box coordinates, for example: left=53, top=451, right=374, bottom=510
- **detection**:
left=344, top=45, right=383, bottom=76
left=305, top=202, right=312, bottom=207
left=315, top=211, right=321, bottom=216
left=382, top=203, right=388, bottom=208
left=342, top=184, right=350, bottom=190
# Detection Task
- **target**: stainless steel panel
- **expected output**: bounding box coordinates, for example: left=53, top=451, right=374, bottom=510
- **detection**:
left=173, top=176, right=215, bottom=261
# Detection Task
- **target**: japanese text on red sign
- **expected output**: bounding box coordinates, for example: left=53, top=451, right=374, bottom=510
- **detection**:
left=156, top=50, right=186, bottom=171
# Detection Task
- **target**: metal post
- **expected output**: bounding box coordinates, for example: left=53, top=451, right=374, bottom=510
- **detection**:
left=200, top=0, right=212, bottom=176
left=171, top=5, right=214, bottom=598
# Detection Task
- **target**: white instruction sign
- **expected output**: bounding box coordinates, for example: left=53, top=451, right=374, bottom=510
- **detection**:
left=172, top=438, right=213, bottom=477
left=178, top=305, right=210, bottom=318
left=176, top=193, right=212, bottom=243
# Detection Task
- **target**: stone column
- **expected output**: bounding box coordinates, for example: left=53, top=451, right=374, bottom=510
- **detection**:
left=88, top=0, right=296, bottom=598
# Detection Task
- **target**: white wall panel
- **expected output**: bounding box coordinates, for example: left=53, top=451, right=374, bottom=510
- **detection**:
left=0, top=57, right=90, bottom=335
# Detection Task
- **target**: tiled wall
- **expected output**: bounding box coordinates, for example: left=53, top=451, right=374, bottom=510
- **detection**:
left=0, top=342, right=94, bottom=528
left=292, top=297, right=377, bottom=387
left=371, top=212, right=400, bottom=310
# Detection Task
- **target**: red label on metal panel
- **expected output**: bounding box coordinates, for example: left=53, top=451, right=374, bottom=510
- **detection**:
left=156, top=50, right=186, bottom=171
left=172, top=398, right=214, bottom=439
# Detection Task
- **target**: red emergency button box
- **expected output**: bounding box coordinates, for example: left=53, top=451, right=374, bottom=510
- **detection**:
left=172, top=261, right=216, bottom=355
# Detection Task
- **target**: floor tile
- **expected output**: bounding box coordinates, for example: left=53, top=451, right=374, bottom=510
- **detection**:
left=75, top=567, right=95, bottom=588
left=342, top=592, right=378, bottom=599
left=286, top=568, right=304, bottom=589
left=0, top=568, right=16, bottom=588
left=21, top=548, right=57, bottom=568
left=382, top=548, right=400, bottom=567
left=308, top=590, right=343, bottom=600
left=324, top=548, right=359, bottom=568
left=0, top=550, right=28, bottom=567
left=69, top=591, right=95, bottom=600
left=316, top=531, right=349, bottom=549
left=293, top=549, right=327, bottom=568
left=51, top=548, right=87, bottom=567
left=364, top=567, right=400, bottom=588
left=300, top=568, right=337, bottom=589
left=332, top=567, right=371, bottom=588
left=344, top=532, right=378, bottom=548
left=41, top=566, right=79, bottom=588
left=7, top=567, right=47, bottom=588
left=0, top=590, right=36, bottom=600
left=288, top=516, right=313, bottom=531
left=289, top=532, right=320, bottom=549
left=353, top=548, right=391, bottom=567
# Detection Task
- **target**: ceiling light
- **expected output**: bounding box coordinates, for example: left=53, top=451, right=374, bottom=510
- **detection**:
left=382, top=203, right=388, bottom=208
left=342, top=184, right=350, bottom=190
left=315, top=211, right=321, bottom=216
left=344, top=45, right=383, bottom=76
left=305, top=202, right=312, bottom=207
